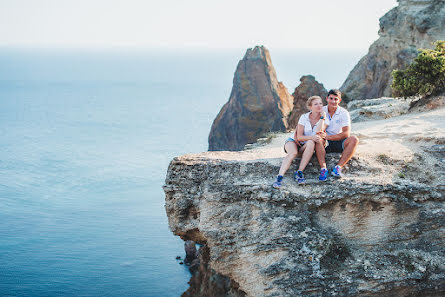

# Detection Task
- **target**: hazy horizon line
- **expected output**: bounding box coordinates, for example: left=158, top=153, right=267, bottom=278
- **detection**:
left=0, top=44, right=370, bottom=53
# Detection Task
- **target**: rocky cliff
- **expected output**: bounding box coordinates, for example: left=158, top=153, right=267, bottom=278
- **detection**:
left=208, top=46, right=293, bottom=151
left=165, top=106, right=445, bottom=296
left=287, top=75, right=327, bottom=129
left=340, top=0, right=445, bottom=100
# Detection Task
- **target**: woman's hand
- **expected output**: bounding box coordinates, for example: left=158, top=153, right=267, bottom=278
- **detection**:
left=317, top=131, right=326, bottom=139
left=312, top=134, right=322, bottom=143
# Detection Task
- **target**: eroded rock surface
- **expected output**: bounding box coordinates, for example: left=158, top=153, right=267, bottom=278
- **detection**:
left=348, top=97, right=413, bottom=122
left=287, top=75, right=327, bottom=129
left=165, top=107, right=445, bottom=296
left=340, top=0, right=445, bottom=100
left=208, top=46, right=293, bottom=151
left=410, top=90, right=445, bottom=112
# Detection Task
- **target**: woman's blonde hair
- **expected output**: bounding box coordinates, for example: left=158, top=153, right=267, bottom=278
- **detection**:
left=306, top=95, right=322, bottom=110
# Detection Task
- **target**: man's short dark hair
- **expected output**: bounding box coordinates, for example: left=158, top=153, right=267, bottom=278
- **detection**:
left=328, top=89, right=341, bottom=97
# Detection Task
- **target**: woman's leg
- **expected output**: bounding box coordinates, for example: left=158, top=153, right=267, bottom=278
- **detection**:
left=278, top=141, right=299, bottom=176
left=315, top=141, right=327, bottom=169
left=298, top=140, right=315, bottom=171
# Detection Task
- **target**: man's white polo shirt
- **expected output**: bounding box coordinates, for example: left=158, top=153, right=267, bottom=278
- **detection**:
left=322, top=105, right=351, bottom=136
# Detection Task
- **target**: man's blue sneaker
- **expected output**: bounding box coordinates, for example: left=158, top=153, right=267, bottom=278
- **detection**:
left=332, top=165, right=342, bottom=178
left=272, top=175, right=283, bottom=189
left=294, top=170, right=305, bottom=184
left=319, top=168, right=328, bottom=181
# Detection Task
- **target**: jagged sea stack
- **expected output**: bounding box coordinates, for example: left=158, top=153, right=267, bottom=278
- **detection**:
left=287, top=75, right=327, bottom=129
left=208, top=46, right=293, bottom=151
left=340, top=0, right=445, bottom=100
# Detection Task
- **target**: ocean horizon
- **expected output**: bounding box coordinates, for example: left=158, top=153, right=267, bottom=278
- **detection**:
left=0, top=47, right=365, bottom=296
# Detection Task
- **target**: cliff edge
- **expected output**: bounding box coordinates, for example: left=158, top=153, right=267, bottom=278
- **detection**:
left=165, top=107, right=445, bottom=296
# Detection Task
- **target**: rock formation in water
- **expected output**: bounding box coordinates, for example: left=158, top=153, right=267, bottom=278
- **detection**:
left=165, top=104, right=445, bottom=296
left=208, top=46, right=293, bottom=151
left=287, top=75, right=327, bottom=129
left=340, top=0, right=445, bottom=100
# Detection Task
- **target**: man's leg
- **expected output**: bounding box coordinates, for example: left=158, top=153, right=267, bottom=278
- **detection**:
left=337, top=136, right=359, bottom=167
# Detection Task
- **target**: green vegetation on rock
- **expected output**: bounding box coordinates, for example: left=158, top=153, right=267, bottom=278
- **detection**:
left=392, top=40, right=445, bottom=98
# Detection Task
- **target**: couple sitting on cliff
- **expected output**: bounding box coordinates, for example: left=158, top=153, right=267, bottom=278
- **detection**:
left=273, top=89, right=359, bottom=188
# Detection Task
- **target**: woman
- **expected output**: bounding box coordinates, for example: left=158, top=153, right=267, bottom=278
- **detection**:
left=272, top=96, right=329, bottom=188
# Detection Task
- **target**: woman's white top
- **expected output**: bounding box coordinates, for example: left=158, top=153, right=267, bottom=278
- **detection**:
left=290, top=112, right=330, bottom=144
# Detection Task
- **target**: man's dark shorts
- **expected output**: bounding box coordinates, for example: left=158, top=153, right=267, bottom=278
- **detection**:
left=326, top=139, right=346, bottom=153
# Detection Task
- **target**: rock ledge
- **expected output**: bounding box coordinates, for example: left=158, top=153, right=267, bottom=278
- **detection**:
left=165, top=108, right=445, bottom=296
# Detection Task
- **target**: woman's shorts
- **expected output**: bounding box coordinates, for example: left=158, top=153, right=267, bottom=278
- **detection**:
left=284, top=137, right=329, bottom=153
left=284, top=137, right=295, bottom=153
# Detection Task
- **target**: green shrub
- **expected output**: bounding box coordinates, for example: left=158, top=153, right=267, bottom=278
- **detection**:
left=392, top=40, right=445, bottom=97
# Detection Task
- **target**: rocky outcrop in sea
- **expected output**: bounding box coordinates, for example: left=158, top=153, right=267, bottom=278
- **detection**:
left=165, top=104, right=445, bottom=296
left=340, top=0, right=445, bottom=100
left=208, top=46, right=293, bottom=151
left=287, top=75, right=327, bottom=129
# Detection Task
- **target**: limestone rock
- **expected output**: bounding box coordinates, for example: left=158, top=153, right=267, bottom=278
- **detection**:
left=347, top=93, right=445, bottom=123
left=208, top=46, right=293, bottom=151
left=287, top=75, right=327, bottom=129
left=348, top=97, right=413, bottom=122
left=165, top=107, right=445, bottom=296
left=340, top=0, right=445, bottom=100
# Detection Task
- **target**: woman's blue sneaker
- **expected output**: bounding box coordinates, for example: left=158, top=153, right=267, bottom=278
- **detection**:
left=319, top=168, right=328, bottom=181
left=272, top=175, right=283, bottom=189
left=294, top=170, right=305, bottom=184
left=332, top=165, right=342, bottom=178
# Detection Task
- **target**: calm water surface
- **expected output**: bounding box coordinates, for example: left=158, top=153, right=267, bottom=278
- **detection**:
left=0, top=48, right=363, bottom=296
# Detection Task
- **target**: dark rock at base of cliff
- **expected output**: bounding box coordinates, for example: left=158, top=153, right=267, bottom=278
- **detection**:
left=182, top=245, right=246, bottom=297
left=184, top=240, right=198, bottom=265
left=208, top=46, right=293, bottom=151
left=287, top=75, right=327, bottom=129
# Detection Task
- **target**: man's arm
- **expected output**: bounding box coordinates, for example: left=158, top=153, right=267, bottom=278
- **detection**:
left=326, top=126, right=350, bottom=141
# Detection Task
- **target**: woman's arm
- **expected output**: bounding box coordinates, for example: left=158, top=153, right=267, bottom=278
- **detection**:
left=296, top=124, right=322, bottom=143
left=314, top=114, right=326, bottom=133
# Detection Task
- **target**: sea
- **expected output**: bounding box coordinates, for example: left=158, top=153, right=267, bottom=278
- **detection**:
left=0, top=47, right=364, bottom=296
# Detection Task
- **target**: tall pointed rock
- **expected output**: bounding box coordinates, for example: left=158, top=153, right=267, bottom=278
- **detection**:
left=208, top=46, right=293, bottom=151
left=340, top=0, right=445, bottom=100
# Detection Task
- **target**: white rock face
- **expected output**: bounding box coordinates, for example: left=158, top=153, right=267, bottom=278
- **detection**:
left=340, top=0, right=445, bottom=100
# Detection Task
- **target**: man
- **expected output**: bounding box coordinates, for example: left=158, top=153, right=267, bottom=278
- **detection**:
left=321, top=89, right=359, bottom=177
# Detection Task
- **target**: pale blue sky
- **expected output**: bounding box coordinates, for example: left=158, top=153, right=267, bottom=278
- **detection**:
left=0, top=0, right=398, bottom=49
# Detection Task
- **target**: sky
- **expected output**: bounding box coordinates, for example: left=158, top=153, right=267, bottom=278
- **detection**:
left=0, top=0, right=398, bottom=50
